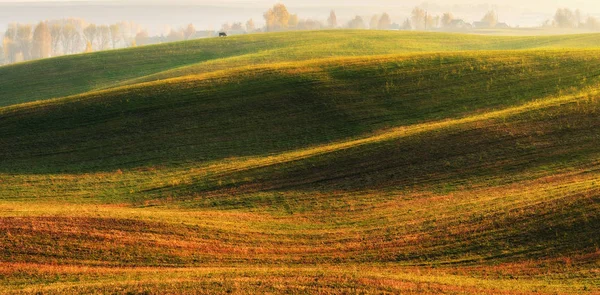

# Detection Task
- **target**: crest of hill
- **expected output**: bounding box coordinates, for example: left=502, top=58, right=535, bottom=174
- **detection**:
left=3, top=30, right=600, bottom=107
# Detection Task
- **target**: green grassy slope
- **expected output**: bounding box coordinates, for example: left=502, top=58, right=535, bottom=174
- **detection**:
left=4, top=30, right=600, bottom=107
left=1, top=31, right=599, bottom=294
left=2, top=51, right=600, bottom=173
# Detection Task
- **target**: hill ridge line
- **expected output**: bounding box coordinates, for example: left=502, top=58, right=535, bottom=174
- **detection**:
left=5, top=48, right=600, bottom=114
left=79, top=48, right=600, bottom=98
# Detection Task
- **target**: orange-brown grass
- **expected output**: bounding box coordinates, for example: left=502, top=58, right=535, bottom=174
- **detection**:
left=1, top=32, right=600, bottom=294
left=1, top=262, right=597, bottom=294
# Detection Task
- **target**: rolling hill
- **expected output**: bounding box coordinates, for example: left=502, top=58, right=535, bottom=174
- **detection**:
left=0, top=30, right=599, bottom=294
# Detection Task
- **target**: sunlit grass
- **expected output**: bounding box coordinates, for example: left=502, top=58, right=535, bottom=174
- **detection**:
left=1, top=30, right=599, bottom=294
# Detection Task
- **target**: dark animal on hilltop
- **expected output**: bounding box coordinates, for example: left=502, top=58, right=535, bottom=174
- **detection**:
left=219, top=32, right=227, bottom=37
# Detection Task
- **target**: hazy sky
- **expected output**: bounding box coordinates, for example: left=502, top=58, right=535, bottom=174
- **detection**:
left=0, top=0, right=599, bottom=11
left=2, top=0, right=600, bottom=34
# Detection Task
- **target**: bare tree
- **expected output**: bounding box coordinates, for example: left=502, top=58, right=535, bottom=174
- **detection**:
left=98, top=25, right=110, bottom=50
left=50, top=24, right=62, bottom=56
left=3, top=24, right=17, bottom=63
left=110, top=24, right=121, bottom=48
left=32, top=22, right=52, bottom=59
left=327, top=10, right=338, bottom=28
left=83, top=24, right=97, bottom=49
left=5, top=24, right=17, bottom=41
left=3, top=33, right=19, bottom=64
left=61, top=24, right=75, bottom=54
left=17, top=24, right=33, bottom=60
left=118, top=21, right=139, bottom=47
left=61, top=23, right=83, bottom=54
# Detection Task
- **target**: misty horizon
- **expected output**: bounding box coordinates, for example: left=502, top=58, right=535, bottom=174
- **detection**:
left=2, top=1, right=600, bottom=35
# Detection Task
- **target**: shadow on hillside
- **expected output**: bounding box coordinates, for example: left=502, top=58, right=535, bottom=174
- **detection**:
left=3, top=52, right=600, bottom=174
left=155, top=101, right=600, bottom=204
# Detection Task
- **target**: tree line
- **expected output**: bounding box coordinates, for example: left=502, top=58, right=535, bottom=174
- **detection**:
left=545, top=8, right=600, bottom=30
left=4, top=5, right=600, bottom=66
left=249, top=4, right=500, bottom=32
left=2, top=19, right=142, bottom=64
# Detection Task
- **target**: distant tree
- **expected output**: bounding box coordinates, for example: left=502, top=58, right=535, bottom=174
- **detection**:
left=441, top=12, right=454, bottom=28
left=184, top=23, right=195, bottom=40
left=369, top=15, right=380, bottom=30
left=378, top=13, right=392, bottom=30
left=231, top=22, right=244, bottom=31
left=272, top=4, right=291, bottom=30
left=16, top=24, right=33, bottom=60
left=347, top=16, right=366, bottom=29
left=0, top=43, right=4, bottom=65
left=3, top=24, right=17, bottom=63
left=221, top=23, right=231, bottom=32
left=32, top=22, right=52, bottom=59
left=584, top=16, right=600, bottom=31
left=118, top=21, right=141, bottom=47
left=246, top=19, right=256, bottom=32
left=554, top=8, right=577, bottom=28
left=61, top=23, right=79, bottom=54
left=110, top=24, right=121, bottom=48
left=50, top=24, right=62, bottom=56
left=327, top=10, right=338, bottom=28
left=411, top=7, right=427, bottom=30
left=98, top=25, right=110, bottom=50
left=84, top=40, right=93, bottom=53
left=575, top=9, right=583, bottom=28
left=135, top=30, right=149, bottom=46
left=431, top=15, right=440, bottom=29
left=5, top=23, right=17, bottom=40
left=2, top=35, right=19, bottom=64
left=541, top=19, right=553, bottom=28
left=264, top=3, right=290, bottom=31
left=481, top=10, right=498, bottom=27
left=83, top=24, right=97, bottom=48
left=297, top=19, right=322, bottom=31
left=167, top=28, right=185, bottom=42
left=424, top=14, right=438, bottom=30
left=401, top=18, right=412, bottom=30
left=289, top=14, right=299, bottom=29
left=264, top=10, right=275, bottom=31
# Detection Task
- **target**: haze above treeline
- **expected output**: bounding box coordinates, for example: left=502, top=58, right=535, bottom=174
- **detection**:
left=2, top=0, right=600, bottom=34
